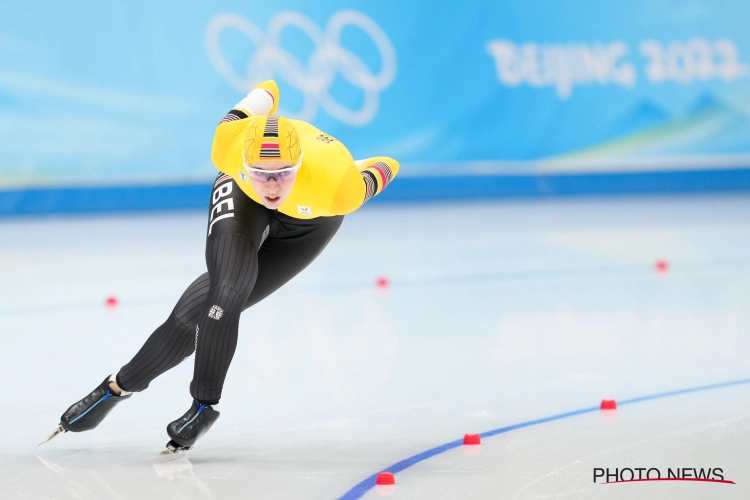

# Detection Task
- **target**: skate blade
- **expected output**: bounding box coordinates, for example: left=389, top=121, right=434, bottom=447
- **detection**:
left=38, top=425, right=66, bottom=446
left=154, top=446, right=193, bottom=464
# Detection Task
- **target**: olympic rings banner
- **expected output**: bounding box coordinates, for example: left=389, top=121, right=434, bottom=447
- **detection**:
left=1, top=0, right=750, bottom=211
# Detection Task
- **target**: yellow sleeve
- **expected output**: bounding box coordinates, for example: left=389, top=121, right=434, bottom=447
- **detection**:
left=330, top=156, right=400, bottom=215
left=210, top=120, right=246, bottom=176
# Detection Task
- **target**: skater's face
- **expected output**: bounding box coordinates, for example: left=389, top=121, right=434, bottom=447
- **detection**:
left=247, top=161, right=298, bottom=209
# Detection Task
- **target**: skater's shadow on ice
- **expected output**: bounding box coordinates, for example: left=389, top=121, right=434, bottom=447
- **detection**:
left=189, top=455, right=241, bottom=465
left=153, top=455, right=195, bottom=479
left=152, top=457, right=214, bottom=497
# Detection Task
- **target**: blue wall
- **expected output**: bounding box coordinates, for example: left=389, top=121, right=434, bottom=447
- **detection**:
left=2, top=0, right=750, bottom=214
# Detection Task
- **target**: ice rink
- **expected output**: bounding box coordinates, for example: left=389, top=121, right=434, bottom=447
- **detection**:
left=2, top=195, right=750, bottom=499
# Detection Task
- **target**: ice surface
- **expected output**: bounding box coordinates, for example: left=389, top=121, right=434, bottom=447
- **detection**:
left=1, top=195, right=749, bottom=499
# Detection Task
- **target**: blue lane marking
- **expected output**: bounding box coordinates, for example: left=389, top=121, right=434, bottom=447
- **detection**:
left=617, top=378, right=750, bottom=406
left=338, top=377, right=750, bottom=500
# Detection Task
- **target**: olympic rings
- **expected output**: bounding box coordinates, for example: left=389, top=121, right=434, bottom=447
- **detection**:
left=205, top=11, right=397, bottom=126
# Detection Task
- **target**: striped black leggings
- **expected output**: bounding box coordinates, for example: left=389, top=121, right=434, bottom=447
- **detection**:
left=116, top=175, right=343, bottom=403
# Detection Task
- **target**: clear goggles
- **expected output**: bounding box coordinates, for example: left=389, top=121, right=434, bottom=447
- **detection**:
left=243, top=151, right=303, bottom=183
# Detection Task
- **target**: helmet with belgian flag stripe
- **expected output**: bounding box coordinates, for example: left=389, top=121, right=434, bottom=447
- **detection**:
left=242, top=115, right=302, bottom=168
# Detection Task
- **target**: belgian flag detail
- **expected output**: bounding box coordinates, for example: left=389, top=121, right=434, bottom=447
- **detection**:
left=260, top=142, right=281, bottom=158
left=361, top=161, right=394, bottom=202
left=219, top=109, right=248, bottom=124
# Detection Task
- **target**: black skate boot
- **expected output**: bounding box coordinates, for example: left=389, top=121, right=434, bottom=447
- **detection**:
left=39, top=374, right=132, bottom=445
left=61, top=375, right=132, bottom=432
left=158, top=401, right=220, bottom=459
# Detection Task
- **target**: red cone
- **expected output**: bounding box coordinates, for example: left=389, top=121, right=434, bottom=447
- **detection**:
left=463, top=433, right=481, bottom=445
left=655, top=260, right=668, bottom=273
left=376, top=472, right=395, bottom=485
left=600, top=399, right=617, bottom=410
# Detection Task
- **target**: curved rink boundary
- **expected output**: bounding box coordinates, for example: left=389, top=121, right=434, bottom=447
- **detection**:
left=338, top=377, right=750, bottom=500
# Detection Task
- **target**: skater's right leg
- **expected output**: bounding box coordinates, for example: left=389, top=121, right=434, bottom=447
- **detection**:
left=55, top=274, right=211, bottom=435
left=116, top=273, right=211, bottom=392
